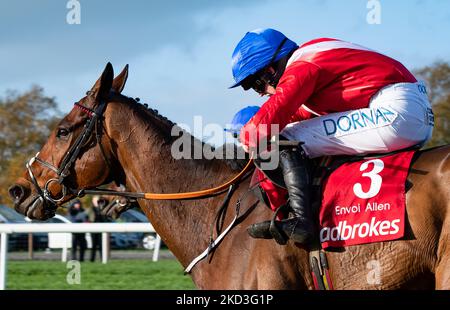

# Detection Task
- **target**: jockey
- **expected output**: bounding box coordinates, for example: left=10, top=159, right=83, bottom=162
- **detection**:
left=230, top=28, right=434, bottom=245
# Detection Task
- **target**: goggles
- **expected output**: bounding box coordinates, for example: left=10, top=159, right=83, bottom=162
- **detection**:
left=241, top=37, right=288, bottom=94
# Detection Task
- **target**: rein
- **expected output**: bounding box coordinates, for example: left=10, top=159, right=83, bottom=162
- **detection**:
left=78, top=158, right=254, bottom=200
left=26, top=99, right=255, bottom=206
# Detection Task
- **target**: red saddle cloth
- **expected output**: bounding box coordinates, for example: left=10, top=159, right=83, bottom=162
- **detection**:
left=320, top=151, right=415, bottom=248
left=252, top=150, right=415, bottom=248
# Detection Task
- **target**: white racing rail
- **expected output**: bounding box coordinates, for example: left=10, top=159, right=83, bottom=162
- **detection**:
left=0, top=223, right=159, bottom=290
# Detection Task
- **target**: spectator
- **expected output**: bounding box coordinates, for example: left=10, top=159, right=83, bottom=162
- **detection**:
left=68, top=199, right=88, bottom=262
left=88, top=196, right=108, bottom=262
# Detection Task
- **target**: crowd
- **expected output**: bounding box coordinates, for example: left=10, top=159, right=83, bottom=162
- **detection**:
left=68, top=196, right=108, bottom=262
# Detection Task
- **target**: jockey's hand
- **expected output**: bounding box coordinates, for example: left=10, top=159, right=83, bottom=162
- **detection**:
left=238, top=131, right=250, bottom=153
left=241, top=144, right=250, bottom=153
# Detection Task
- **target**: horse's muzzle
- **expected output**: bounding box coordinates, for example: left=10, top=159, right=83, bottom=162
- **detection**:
left=8, top=184, right=26, bottom=205
left=9, top=183, right=57, bottom=220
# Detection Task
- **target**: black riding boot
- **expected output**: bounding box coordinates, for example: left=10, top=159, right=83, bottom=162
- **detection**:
left=248, top=147, right=315, bottom=245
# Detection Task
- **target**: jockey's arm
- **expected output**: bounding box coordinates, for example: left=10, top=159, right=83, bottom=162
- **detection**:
left=239, top=61, right=320, bottom=149
left=291, top=104, right=317, bottom=122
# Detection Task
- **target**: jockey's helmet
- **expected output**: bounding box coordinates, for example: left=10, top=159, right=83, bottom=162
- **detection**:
left=225, top=106, right=260, bottom=137
left=230, top=28, right=298, bottom=89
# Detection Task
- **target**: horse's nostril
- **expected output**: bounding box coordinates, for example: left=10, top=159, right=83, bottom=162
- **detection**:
left=8, top=185, right=25, bottom=203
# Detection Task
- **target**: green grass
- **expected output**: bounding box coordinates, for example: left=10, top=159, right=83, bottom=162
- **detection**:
left=7, top=259, right=196, bottom=290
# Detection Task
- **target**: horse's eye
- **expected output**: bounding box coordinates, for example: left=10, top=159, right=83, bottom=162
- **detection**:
left=56, top=128, right=70, bottom=138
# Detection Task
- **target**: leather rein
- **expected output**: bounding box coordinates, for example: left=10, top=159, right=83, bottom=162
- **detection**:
left=26, top=100, right=254, bottom=207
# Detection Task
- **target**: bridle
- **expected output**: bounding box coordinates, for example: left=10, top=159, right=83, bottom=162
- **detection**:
left=26, top=98, right=110, bottom=205
left=25, top=96, right=254, bottom=207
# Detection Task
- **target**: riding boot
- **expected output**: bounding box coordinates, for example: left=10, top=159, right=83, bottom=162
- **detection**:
left=248, top=147, right=315, bottom=245
left=277, top=147, right=315, bottom=243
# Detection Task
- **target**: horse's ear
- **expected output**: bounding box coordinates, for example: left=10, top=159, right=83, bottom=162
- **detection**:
left=90, top=62, right=114, bottom=102
left=112, top=64, right=129, bottom=94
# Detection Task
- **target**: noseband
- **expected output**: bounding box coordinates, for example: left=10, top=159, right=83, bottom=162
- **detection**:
left=26, top=99, right=109, bottom=205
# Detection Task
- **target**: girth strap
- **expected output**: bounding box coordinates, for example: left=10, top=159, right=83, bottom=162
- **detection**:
left=184, top=185, right=240, bottom=274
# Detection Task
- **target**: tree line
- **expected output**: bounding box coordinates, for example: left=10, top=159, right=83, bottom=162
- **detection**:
left=0, top=86, right=61, bottom=204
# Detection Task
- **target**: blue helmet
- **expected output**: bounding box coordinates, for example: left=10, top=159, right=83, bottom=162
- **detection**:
left=225, top=106, right=260, bottom=136
left=230, top=28, right=298, bottom=88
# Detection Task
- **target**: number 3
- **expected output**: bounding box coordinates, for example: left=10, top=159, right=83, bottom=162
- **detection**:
left=353, top=159, right=384, bottom=199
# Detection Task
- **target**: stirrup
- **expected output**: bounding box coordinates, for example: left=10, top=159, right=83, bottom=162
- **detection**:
left=287, top=222, right=314, bottom=245
left=247, top=204, right=289, bottom=245
left=269, top=204, right=288, bottom=245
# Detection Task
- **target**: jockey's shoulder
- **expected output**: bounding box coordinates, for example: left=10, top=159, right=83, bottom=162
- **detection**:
left=299, top=37, right=341, bottom=48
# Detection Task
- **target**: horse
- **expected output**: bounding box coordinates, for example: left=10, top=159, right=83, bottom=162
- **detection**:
left=8, top=63, right=450, bottom=289
left=100, top=195, right=136, bottom=219
left=94, top=184, right=138, bottom=219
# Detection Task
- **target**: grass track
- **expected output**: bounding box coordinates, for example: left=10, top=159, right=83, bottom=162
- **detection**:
left=7, top=259, right=196, bottom=290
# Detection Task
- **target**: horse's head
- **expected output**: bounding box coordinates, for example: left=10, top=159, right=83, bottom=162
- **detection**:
left=8, top=63, right=129, bottom=220
left=101, top=196, right=137, bottom=220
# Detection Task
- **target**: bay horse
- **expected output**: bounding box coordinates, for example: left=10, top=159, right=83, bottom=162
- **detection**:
left=9, top=63, right=450, bottom=289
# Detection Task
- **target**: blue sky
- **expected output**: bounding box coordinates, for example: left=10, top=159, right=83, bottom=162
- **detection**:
left=1, top=0, right=449, bottom=144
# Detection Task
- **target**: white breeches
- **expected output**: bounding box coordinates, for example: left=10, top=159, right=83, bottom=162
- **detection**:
left=281, top=82, right=434, bottom=158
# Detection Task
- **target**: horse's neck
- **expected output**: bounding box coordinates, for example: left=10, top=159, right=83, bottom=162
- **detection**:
left=107, top=102, right=235, bottom=266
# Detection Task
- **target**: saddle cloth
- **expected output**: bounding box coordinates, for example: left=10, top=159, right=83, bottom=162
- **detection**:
left=251, top=150, right=416, bottom=248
